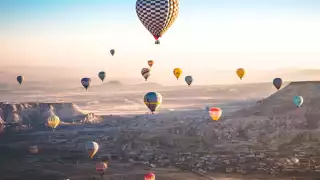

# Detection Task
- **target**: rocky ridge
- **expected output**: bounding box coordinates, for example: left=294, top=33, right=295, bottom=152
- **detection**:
left=0, top=102, right=99, bottom=127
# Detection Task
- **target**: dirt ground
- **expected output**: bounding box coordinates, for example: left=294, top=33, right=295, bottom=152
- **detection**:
left=0, top=151, right=305, bottom=180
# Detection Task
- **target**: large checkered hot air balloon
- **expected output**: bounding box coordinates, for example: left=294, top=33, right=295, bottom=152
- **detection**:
left=136, top=0, right=179, bottom=44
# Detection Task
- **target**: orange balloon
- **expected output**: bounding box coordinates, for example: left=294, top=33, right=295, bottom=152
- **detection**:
left=148, top=60, right=154, bottom=68
left=236, top=68, right=245, bottom=80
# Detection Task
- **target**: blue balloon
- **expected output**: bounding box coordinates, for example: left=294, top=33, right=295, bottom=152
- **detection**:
left=144, top=92, right=162, bottom=114
left=293, top=96, right=303, bottom=107
left=17, top=76, right=23, bottom=85
left=273, top=78, right=283, bottom=90
left=81, top=78, right=91, bottom=90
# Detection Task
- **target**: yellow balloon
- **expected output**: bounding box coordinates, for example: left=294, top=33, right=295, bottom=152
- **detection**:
left=236, top=68, right=245, bottom=80
left=47, top=115, right=60, bottom=130
left=173, top=68, right=182, bottom=80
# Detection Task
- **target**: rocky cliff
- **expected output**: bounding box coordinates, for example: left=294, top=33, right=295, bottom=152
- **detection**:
left=0, top=102, right=99, bottom=127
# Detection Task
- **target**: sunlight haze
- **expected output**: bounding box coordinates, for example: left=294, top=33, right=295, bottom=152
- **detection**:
left=1, top=0, right=320, bottom=85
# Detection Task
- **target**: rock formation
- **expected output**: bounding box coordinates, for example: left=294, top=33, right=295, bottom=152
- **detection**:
left=0, top=102, right=100, bottom=127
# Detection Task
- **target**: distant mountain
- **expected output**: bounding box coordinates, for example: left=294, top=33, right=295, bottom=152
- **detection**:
left=134, top=82, right=163, bottom=87
left=274, top=69, right=320, bottom=81
left=106, top=80, right=123, bottom=86
left=2, top=66, right=320, bottom=85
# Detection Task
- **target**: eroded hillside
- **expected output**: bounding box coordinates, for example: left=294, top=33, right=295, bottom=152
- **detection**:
left=0, top=102, right=99, bottom=127
left=202, top=81, right=320, bottom=153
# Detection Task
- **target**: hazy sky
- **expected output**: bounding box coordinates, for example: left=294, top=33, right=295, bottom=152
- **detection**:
left=1, top=0, right=320, bottom=85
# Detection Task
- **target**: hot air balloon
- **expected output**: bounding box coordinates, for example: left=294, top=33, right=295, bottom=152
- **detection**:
left=208, top=107, right=222, bottom=121
left=148, top=60, right=154, bottom=68
left=98, top=71, right=106, bottom=82
left=17, top=76, right=24, bottom=85
left=173, top=68, right=182, bottom=80
left=81, top=78, right=91, bottom=91
left=185, top=76, right=193, bottom=86
left=110, top=49, right=115, bottom=56
left=96, top=162, right=108, bottom=178
left=85, top=141, right=99, bottom=159
left=144, top=172, right=155, bottom=180
left=136, top=0, right=179, bottom=44
left=273, top=78, right=283, bottom=90
left=236, top=68, right=245, bottom=80
left=141, top=68, right=151, bottom=81
left=47, top=115, right=60, bottom=130
left=144, top=92, right=162, bottom=114
left=293, top=96, right=303, bottom=107
left=28, top=145, right=39, bottom=154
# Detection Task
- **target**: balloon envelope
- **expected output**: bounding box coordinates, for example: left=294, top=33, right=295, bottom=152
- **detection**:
left=110, top=49, right=115, bottom=56
left=236, top=68, right=245, bottom=80
left=17, top=76, right=24, bottom=84
left=98, top=71, right=106, bottom=82
left=47, top=115, right=60, bottom=129
left=96, top=162, right=108, bottom=174
left=173, top=68, right=182, bottom=79
left=144, top=92, right=162, bottom=113
left=136, top=0, right=179, bottom=43
left=148, top=60, right=154, bottom=68
left=85, top=141, right=99, bottom=158
left=144, top=172, right=155, bottom=180
left=293, top=96, right=303, bottom=107
left=81, top=78, right=91, bottom=90
left=273, top=78, right=283, bottom=90
left=28, top=145, right=39, bottom=154
left=141, top=68, right=151, bottom=81
left=208, top=107, right=222, bottom=121
left=185, top=76, right=193, bottom=86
